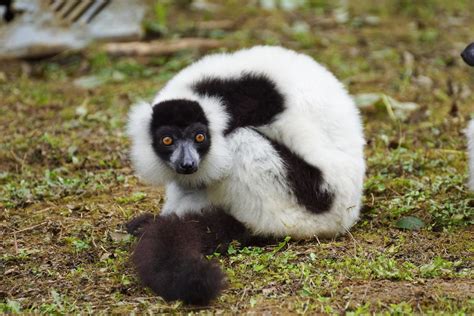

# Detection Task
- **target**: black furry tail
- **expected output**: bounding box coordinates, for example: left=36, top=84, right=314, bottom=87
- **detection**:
left=125, top=209, right=251, bottom=305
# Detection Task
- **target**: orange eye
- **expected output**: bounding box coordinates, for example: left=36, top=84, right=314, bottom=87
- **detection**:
left=195, top=133, right=205, bottom=143
left=162, top=136, right=173, bottom=146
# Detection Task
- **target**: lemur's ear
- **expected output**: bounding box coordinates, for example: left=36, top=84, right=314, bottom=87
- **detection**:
left=461, top=42, right=474, bottom=67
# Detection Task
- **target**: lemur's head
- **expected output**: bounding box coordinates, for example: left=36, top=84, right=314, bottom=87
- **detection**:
left=128, top=97, right=231, bottom=188
left=149, top=100, right=211, bottom=175
left=461, top=42, right=474, bottom=66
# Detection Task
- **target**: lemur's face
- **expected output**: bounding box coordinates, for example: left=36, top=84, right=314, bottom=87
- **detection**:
left=150, top=99, right=211, bottom=174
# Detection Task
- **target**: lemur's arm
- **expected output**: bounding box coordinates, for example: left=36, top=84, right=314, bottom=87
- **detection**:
left=160, top=182, right=212, bottom=216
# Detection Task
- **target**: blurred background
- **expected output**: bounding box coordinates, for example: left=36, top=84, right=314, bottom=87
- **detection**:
left=1, top=0, right=473, bottom=314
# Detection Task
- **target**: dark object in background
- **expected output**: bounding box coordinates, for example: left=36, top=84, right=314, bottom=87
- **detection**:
left=461, top=42, right=474, bottom=66
left=0, top=0, right=14, bottom=22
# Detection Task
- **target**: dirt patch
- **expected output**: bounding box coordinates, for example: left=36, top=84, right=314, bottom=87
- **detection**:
left=342, top=279, right=474, bottom=308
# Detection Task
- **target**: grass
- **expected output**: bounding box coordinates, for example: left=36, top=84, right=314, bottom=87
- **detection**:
left=1, top=0, right=473, bottom=314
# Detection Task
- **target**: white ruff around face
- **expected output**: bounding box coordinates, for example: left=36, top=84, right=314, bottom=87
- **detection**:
left=127, top=98, right=232, bottom=189
left=127, top=46, right=366, bottom=239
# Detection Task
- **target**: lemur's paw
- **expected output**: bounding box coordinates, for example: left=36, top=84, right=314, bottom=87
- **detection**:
left=125, top=213, right=156, bottom=237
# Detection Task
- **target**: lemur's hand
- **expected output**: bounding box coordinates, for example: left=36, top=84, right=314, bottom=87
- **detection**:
left=461, top=43, right=474, bottom=66
left=125, top=213, right=156, bottom=237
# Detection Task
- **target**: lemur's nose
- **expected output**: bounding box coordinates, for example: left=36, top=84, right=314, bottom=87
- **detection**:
left=461, top=42, right=474, bottom=66
left=180, top=161, right=195, bottom=170
left=178, top=160, right=197, bottom=174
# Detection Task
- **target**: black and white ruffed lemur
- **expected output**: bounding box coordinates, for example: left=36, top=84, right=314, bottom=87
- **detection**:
left=461, top=43, right=474, bottom=191
left=125, top=46, right=366, bottom=305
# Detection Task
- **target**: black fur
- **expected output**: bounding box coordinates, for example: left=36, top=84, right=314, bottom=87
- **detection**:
left=461, top=42, right=474, bottom=66
left=149, top=100, right=211, bottom=165
left=126, top=213, right=156, bottom=237
left=192, top=72, right=285, bottom=134
left=150, top=122, right=211, bottom=165
left=151, top=99, right=209, bottom=129
left=1, top=0, right=14, bottom=22
left=126, top=209, right=266, bottom=305
left=264, top=135, right=334, bottom=213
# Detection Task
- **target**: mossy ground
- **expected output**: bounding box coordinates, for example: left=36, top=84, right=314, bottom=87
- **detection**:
left=1, top=1, right=473, bottom=314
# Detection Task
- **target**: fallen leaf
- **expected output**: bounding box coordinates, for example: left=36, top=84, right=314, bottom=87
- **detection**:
left=353, top=93, right=420, bottom=121
left=73, top=75, right=106, bottom=89
left=396, top=216, right=425, bottom=230
left=109, top=231, right=130, bottom=242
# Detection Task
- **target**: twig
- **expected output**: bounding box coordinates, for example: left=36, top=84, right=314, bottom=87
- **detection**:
left=102, top=38, right=222, bottom=57
left=9, top=150, right=25, bottom=165
left=344, top=227, right=359, bottom=256
left=37, top=206, right=54, bottom=213
left=361, top=278, right=372, bottom=303
left=196, top=19, right=235, bottom=30
left=315, top=235, right=321, bottom=246
left=239, top=287, right=249, bottom=303
left=117, top=204, right=127, bottom=218
left=344, top=294, right=352, bottom=311
left=13, top=232, right=18, bottom=254
left=91, top=230, right=98, bottom=248
left=430, top=149, right=464, bottom=154
left=13, top=221, right=47, bottom=234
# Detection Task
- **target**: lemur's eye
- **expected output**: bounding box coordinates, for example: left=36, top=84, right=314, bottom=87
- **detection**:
left=195, top=133, right=206, bottom=143
left=162, top=136, right=173, bottom=146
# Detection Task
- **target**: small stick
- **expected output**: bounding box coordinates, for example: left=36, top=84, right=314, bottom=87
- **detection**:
left=315, top=235, right=321, bottom=246
left=361, top=278, right=371, bottom=302
left=9, top=150, right=24, bottom=165
left=13, top=221, right=47, bottom=234
left=13, top=232, right=18, bottom=254
left=102, top=38, right=222, bottom=57
left=344, top=227, right=359, bottom=256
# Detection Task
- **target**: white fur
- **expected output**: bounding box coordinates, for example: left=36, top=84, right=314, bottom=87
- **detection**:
left=128, top=99, right=232, bottom=188
left=169, top=141, right=200, bottom=166
left=161, top=182, right=212, bottom=216
left=127, top=46, right=365, bottom=239
left=467, top=119, right=474, bottom=191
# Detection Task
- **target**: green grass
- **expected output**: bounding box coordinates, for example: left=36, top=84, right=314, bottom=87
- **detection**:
left=1, top=0, right=473, bottom=314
